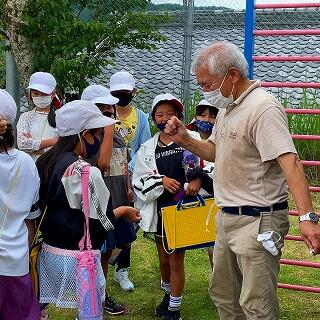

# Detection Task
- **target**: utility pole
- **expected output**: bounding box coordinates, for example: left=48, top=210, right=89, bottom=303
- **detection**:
left=181, top=0, right=194, bottom=119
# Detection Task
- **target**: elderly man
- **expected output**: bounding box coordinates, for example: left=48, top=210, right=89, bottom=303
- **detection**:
left=165, top=41, right=320, bottom=320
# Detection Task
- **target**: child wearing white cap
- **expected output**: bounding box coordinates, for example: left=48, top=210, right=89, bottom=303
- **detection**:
left=17, top=72, right=60, bottom=161
left=132, top=94, right=205, bottom=320
left=0, top=89, right=41, bottom=320
left=109, top=71, right=151, bottom=292
left=35, top=100, right=141, bottom=319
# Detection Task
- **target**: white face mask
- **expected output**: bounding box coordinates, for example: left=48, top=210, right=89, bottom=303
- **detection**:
left=33, top=96, right=52, bottom=109
left=203, top=72, right=234, bottom=109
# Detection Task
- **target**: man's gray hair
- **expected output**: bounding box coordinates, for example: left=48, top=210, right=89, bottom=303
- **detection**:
left=191, top=41, right=248, bottom=78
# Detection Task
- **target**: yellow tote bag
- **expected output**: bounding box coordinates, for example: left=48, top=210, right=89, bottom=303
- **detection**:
left=161, top=196, right=218, bottom=250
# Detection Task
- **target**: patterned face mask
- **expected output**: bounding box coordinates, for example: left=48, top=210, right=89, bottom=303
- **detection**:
left=194, top=120, right=214, bottom=133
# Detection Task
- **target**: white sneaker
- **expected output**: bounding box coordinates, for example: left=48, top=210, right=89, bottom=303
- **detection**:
left=114, top=268, right=134, bottom=292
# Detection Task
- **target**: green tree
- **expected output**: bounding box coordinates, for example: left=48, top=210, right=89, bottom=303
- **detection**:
left=20, top=0, right=166, bottom=93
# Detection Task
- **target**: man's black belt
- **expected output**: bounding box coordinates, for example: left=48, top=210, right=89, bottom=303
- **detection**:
left=222, top=201, right=288, bottom=217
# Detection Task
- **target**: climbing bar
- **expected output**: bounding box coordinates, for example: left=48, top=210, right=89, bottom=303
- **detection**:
left=254, top=29, right=320, bottom=36
left=291, top=134, right=320, bottom=141
left=278, top=283, right=320, bottom=293
left=253, top=56, right=320, bottom=62
left=255, top=3, right=320, bottom=9
left=261, top=82, right=320, bottom=88
left=280, top=259, right=320, bottom=268
left=285, top=235, right=302, bottom=241
left=300, top=160, right=320, bottom=166
left=309, top=186, right=320, bottom=192
left=285, top=109, right=320, bottom=115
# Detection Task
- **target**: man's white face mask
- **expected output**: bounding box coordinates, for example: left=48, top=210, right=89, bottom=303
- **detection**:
left=203, top=71, right=235, bottom=109
left=33, top=96, right=53, bottom=109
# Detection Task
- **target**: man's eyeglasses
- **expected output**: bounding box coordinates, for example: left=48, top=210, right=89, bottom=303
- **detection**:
left=198, top=80, right=214, bottom=90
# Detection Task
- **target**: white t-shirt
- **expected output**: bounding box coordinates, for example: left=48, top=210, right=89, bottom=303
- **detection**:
left=0, top=149, right=40, bottom=276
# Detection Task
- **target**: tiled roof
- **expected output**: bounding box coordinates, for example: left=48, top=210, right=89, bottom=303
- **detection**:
left=96, top=10, right=320, bottom=111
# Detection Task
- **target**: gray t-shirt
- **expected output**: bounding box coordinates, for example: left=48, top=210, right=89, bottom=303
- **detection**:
left=208, top=80, right=297, bottom=207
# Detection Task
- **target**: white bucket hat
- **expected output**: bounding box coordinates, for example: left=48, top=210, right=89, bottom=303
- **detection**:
left=27, top=72, right=57, bottom=94
left=109, top=71, right=135, bottom=92
left=81, top=85, right=119, bottom=105
left=56, top=100, right=116, bottom=137
left=151, top=93, right=184, bottom=113
left=0, top=89, right=17, bottom=124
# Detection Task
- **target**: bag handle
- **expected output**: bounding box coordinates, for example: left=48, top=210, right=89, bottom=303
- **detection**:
left=79, top=164, right=92, bottom=251
left=0, top=163, right=21, bottom=240
left=176, top=194, right=205, bottom=211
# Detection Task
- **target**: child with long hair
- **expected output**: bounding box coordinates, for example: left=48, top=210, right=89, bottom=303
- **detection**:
left=36, top=100, right=140, bottom=319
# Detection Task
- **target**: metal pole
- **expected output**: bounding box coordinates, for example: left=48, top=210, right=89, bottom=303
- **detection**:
left=244, top=0, right=255, bottom=79
left=181, top=0, right=194, bottom=118
left=6, top=48, right=20, bottom=124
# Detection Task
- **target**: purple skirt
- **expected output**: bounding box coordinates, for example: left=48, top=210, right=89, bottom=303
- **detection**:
left=0, top=273, right=40, bottom=320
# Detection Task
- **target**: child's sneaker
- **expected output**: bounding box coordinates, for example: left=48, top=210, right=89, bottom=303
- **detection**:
left=155, top=293, right=170, bottom=317
left=104, top=295, right=125, bottom=315
left=114, top=268, right=134, bottom=291
left=162, top=310, right=182, bottom=320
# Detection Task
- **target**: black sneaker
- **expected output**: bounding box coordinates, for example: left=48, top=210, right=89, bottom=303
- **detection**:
left=104, top=295, right=125, bottom=315
left=155, top=293, right=170, bottom=317
left=162, top=310, right=182, bottom=320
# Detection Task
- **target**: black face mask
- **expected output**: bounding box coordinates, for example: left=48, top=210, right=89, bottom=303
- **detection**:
left=83, top=132, right=102, bottom=159
left=102, top=111, right=115, bottom=119
left=112, top=92, right=133, bottom=107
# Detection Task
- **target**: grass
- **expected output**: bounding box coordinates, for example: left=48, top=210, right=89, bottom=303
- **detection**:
left=49, top=194, right=320, bottom=320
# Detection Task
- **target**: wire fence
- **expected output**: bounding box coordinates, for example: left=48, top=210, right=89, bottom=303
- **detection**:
left=95, top=0, right=320, bottom=113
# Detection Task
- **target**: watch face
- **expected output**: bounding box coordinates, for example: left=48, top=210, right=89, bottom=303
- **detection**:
left=309, top=213, right=319, bottom=223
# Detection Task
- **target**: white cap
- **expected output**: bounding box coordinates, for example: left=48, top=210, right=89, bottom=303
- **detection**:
left=81, top=85, right=119, bottom=105
left=151, top=93, right=184, bottom=113
left=0, top=89, right=17, bottom=124
left=109, top=71, right=135, bottom=92
left=196, top=99, right=214, bottom=108
left=27, top=72, right=57, bottom=94
left=56, top=100, right=116, bottom=137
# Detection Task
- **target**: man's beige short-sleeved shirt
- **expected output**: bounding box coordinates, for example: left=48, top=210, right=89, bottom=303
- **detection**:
left=208, top=80, right=297, bottom=207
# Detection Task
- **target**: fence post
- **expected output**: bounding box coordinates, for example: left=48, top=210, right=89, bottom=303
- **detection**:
left=181, top=0, right=194, bottom=118
left=244, top=0, right=255, bottom=79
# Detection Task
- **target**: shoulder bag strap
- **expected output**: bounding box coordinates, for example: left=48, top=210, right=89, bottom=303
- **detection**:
left=31, top=206, right=48, bottom=247
left=0, top=163, right=21, bottom=240
left=79, top=163, right=92, bottom=251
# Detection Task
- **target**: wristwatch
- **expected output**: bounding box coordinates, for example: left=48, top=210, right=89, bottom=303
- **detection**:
left=298, top=212, right=319, bottom=224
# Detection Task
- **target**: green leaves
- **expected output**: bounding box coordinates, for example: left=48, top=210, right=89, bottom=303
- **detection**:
left=22, top=0, right=165, bottom=93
